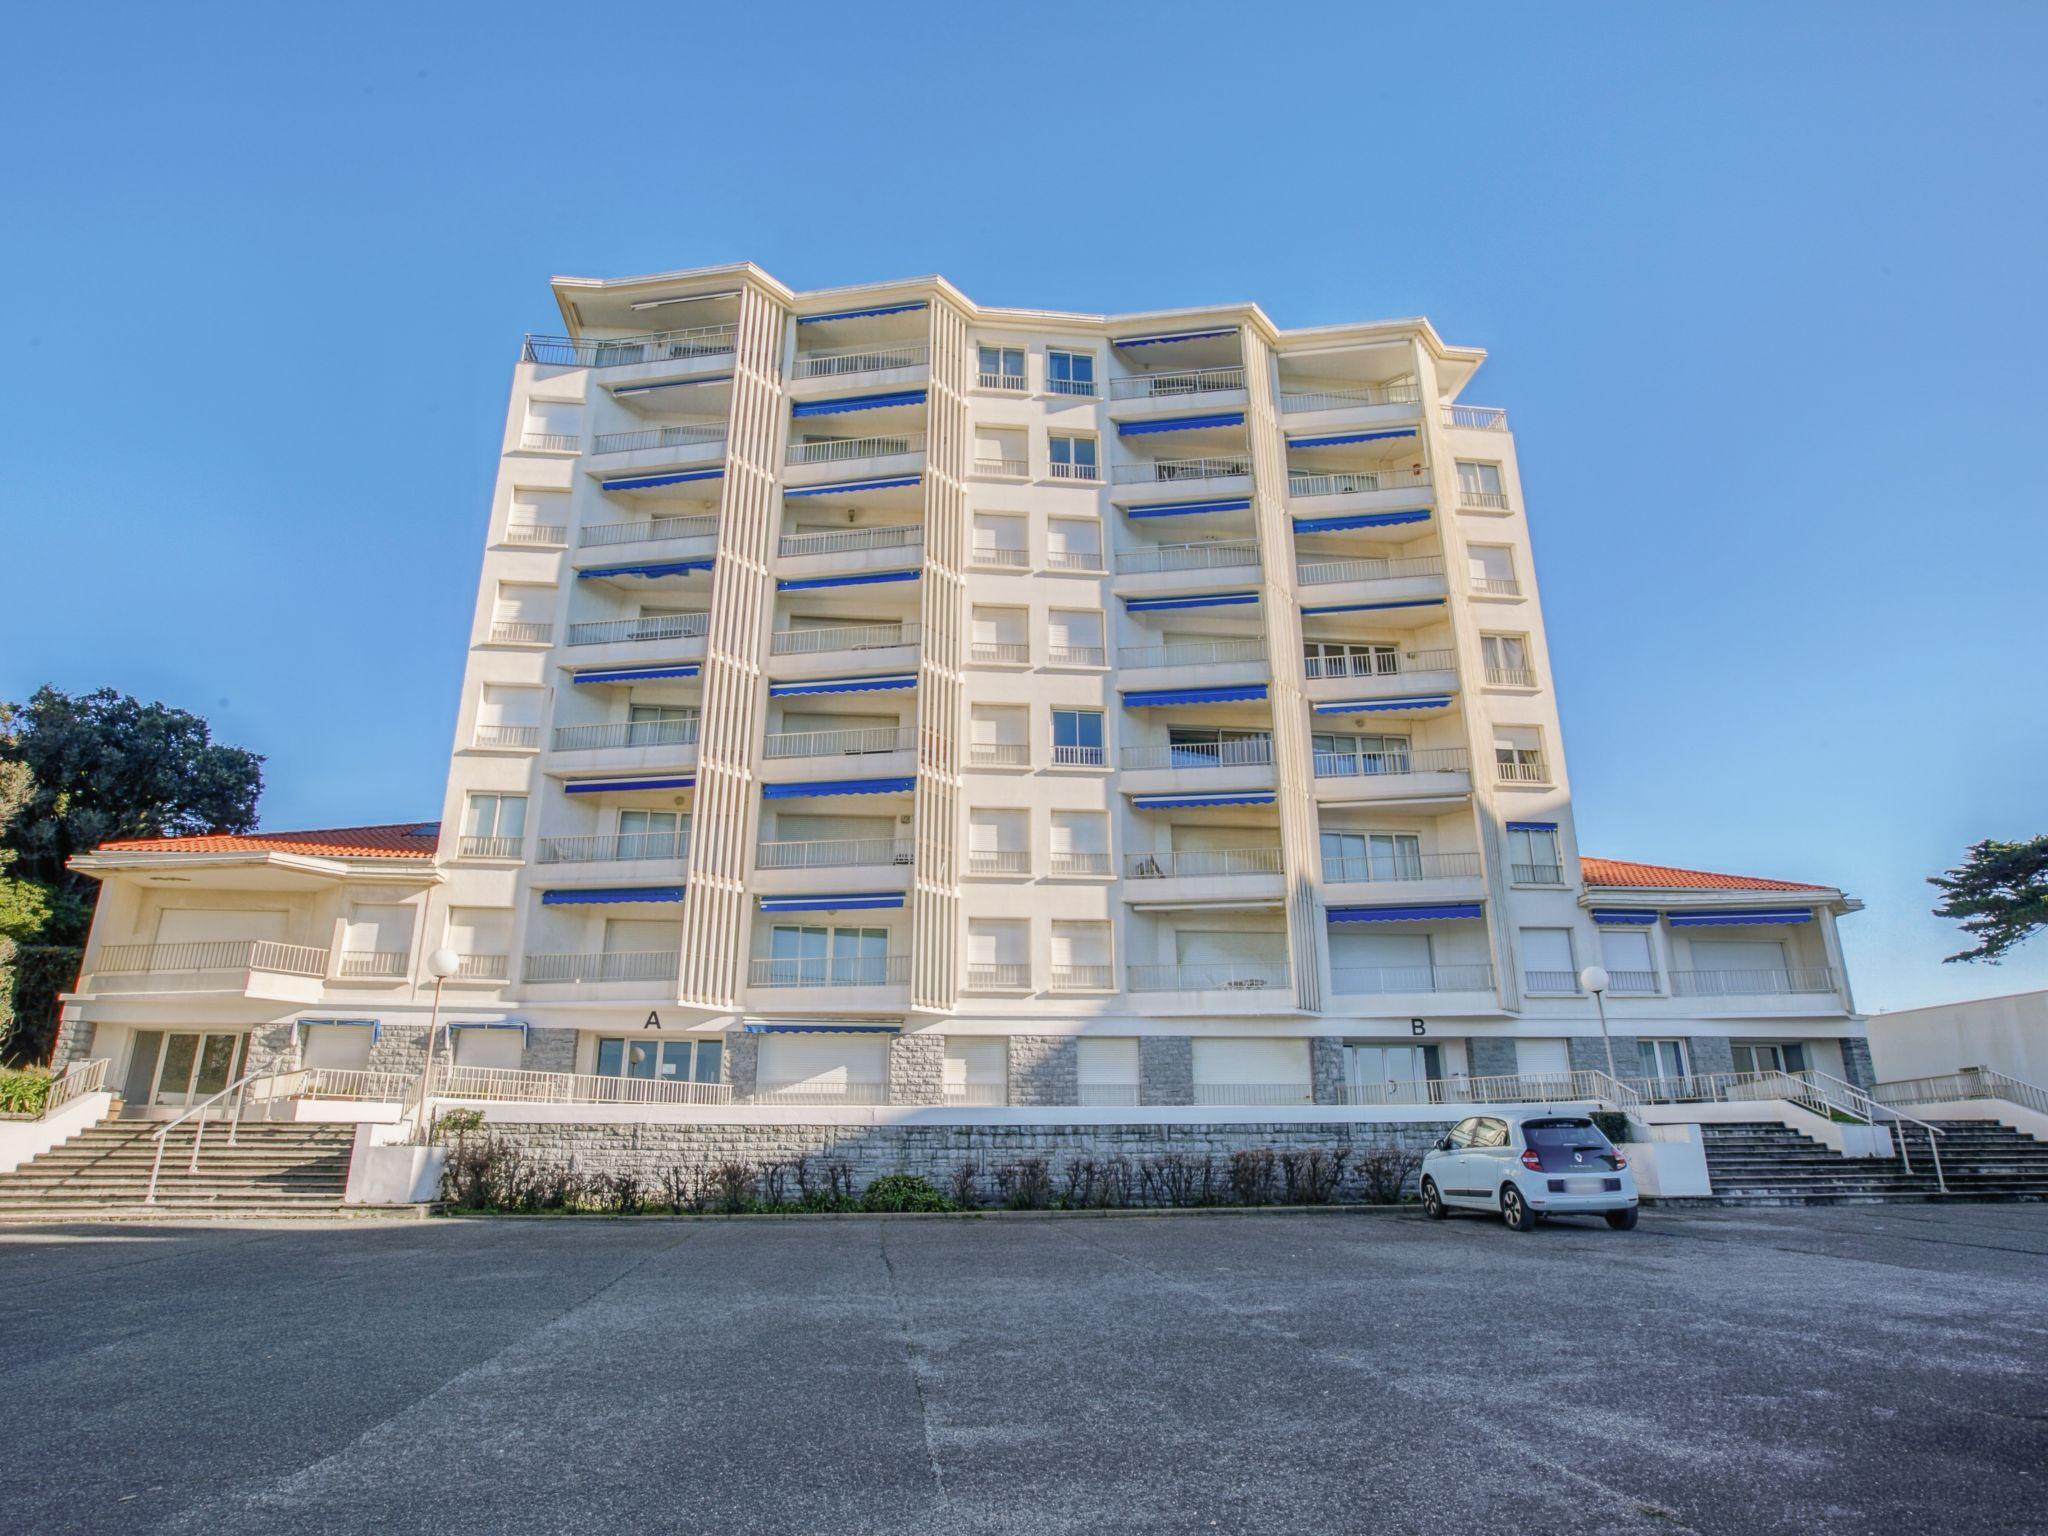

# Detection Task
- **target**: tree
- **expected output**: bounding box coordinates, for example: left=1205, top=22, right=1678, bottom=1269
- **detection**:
left=1930, top=837, right=2048, bottom=963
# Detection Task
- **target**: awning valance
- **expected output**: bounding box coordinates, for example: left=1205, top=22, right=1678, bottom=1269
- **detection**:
left=1114, top=328, right=1236, bottom=347
left=1122, top=684, right=1268, bottom=708
left=448, top=1020, right=529, bottom=1038
left=1328, top=902, right=1483, bottom=924
left=1131, top=792, right=1277, bottom=809
left=1505, top=821, right=1557, bottom=833
left=1301, top=596, right=1447, bottom=617
left=1310, top=695, right=1453, bottom=715
left=776, top=569, right=921, bottom=592
left=575, top=559, right=714, bottom=581
left=784, top=474, right=921, bottom=498
left=1590, top=910, right=1658, bottom=926
left=757, top=892, right=906, bottom=912
left=1117, top=412, right=1244, bottom=437
left=1292, top=508, right=1432, bottom=534
left=791, top=389, right=927, bottom=418
left=1286, top=427, right=1418, bottom=449
left=571, top=664, right=701, bottom=685
left=1127, top=497, right=1252, bottom=520
left=612, top=375, right=732, bottom=398
left=1123, top=591, right=1258, bottom=613
left=563, top=776, right=696, bottom=795
left=767, top=674, right=917, bottom=698
left=295, top=1017, right=379, bottom=1042
left=798, top=301, right=927, bottom=324
left=761, top=775, right=915, bottom=799
left=1666, top=908, right=1814, bottom=927
left=742, top=1021, right=901, bottom=1034
left=600, top=468, right=725, bottom=493
left=540, top=886, right=685, bottom=905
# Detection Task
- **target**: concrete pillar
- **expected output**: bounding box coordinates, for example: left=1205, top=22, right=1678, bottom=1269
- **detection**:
left=1007, top=1036, right=1078, bottom=1106
left=1466, top=1036, right=1519, bottom=1079
left=1139, top=1036, right=1193, bottom=1106
left=722, top=1031, right=759, bottom=1100
left=1310, top=1038, right=1346, bottom=1105
left=888, top=1032, right=945, bottom=1106
left=521, top=1026, right=578, bottom=1075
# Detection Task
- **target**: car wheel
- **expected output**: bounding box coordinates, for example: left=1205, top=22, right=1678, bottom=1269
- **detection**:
left=1605, top=1206, right=1639, bottom=1231
left=1500, top=1184, right=1537, bottom=1232
left=1422, top=1177, right=1448, bottom=1219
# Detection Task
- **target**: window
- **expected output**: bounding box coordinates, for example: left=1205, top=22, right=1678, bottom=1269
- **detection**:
left=965, top=921, right=1029, bottom=993
left=972, top=426, right=1026, bottom=476
left=475, top=684, right=542, bottom=748
left=767, top=924, right=890, bottom=986
left=1304, top=639, right=1397, bottom=680
left=1051, top=709, right=1105, bottom=766
left=1508, top=825, right=1562, bottom=884
left=595, top=1036, right=723, bottom=1084
left=1456, top=460, right=1506, bottom=507
left=1076, top=1036, right=1138, bottom=1100
left=626, top=701, right=699, bottom=747
left=1481, top=633, right=1533, bottom=687
left=971, top=512, right=1028, bottom=567
left=1467, top=544, right=1518, bottom=596
left=341, top=904, right=414, bottom=976
left=977, top=344, right=1025, bottom=390
left=1638, top=1038, right=1690, bottom=1081
left=1731, top=1042, right=1808, bottom=1076
left=1321, top=831, right=1422, bottom=883
left=444, top=908, right=513, bottom=979
left=969, top=605, right=1029, bottom=664
left=301, top=1022, right=374, bottom=1071
left=1046, top=517, right=1103, bottom=571
left=1165, top=726, right=1270, bottom=769
left=1048, top=433, right=1099, bottom=480
left=1050, top=811, right=1110, bottom=876
left=1048, top=349, right=1096, bottom=397
left=490, top=582, right=555, bottom=643
left=521, top=399, right=582, bottom=451
left=968, top=809, right=1028, bottom=876
left=1598, top=928, right=1657, bottom=993
left=1493, top=727, right=1546, bottom=783
left=616, top=808, right=685, bottom=859
left=969, top=704, right=1029, bottom=768
left=1051, top=921, right=1113, bottom=992
left=506, top=489, right=568, bottom=543
left=1519, top=927, right=1577, bottom=993
left=1312, top=731, right=1410, bottom=775
left=460, top=794, right=526, bottom=857
left=1047, top=609, right=1105, bottom=666
left=1328, top=929, right=1432, bottom=993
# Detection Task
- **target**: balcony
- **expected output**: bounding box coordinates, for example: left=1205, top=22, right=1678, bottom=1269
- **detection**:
left=1485, top=665, right=1537, bottom=688
left=1115, top=539, right=1260, bottom=577
left=1511, top=861, right=1564, bottom=885
left=1049, top=852, right=1112, bottom=878
left=975, top=369, right=1028, bottom=392
left=536, top=832, right=690, bottom=866
left=1052, top=744, right=1106, bottom=768
left=793, top=341, right=930, bottom=381
left=1322, top=851, right=1482, bottom=886
left=970, top=641, right=1030, bottom=665
left=580, top=512, right=718, bottom=550
left=1046, top=645, right=1106, bottom=668
left=487, top=621, right=552, bottom=646
left=1287, top=465, right=1431, bottom=499
left=1312, top=746, right=1472, bottom=804
left=1494, top=757, right=1549, bottom=786
left=455, top=953, right=508, bottom=981
left=523, top=951, right=679, bottom=986
left=749, top=955, right=911, bottom=989
left=763, top=725, right=915, bottom=760
left=551, top=719, right=700, bottom=753
left=1523, top=970, right=1581, bottom=995
left=1119, top=638, right=1267, bottom=670
left=1122, top=737, right=1274, bottom=773
left=592, top=423, right=726, bottom=457
left=1047, top=458, right=1102, bottom=484
left=518, top=432, right=579, bottom=454
left=754, top=1081, right=890, bottom=1106
left=968, top=742, right=1030, bottom=769
left=1605, top=969, right=1660, bottom=995
left=1051, top=964, right=1115, bottom=992
left=503, top=522, right=567, bottom=548
left=472, top=725, right=540, bottom=751
left=1113, top=454, right=1252, bottom=487
left=756, top=837, right=913, bottom=871
left=1109, top=365, right=1246, bottom=401
left=1332, top=963, right=1495, bottom=996
left=1460, top=489, right=1512, bottom=512
left=1470, top=575, right=1522, bottom=597
left=967, top=850, right=1030, bottom=877
left=1443, top=404, right=1510, bottom=431
left=969, top=542, right=1029, bottom=569
left=1191, top=1083, right=1315, bottom=1107
left=1128, top=963, right=1288, bottom=994
left=89, top=939, right=330, bottom=1003
left=973, top=456, right=1028, bottom=477
left=1045, top=548, right=1105, bottom=573
left=522, top=324, right=737, bottom=370
left=1126, top=847, right=1281, bottom=881
left=1280, top=380, right=1421, bottom=413
left=1303, top=648, right=1456, bottom=685
left=1294, top=553, right=1446, bottom=590
left=1668, top=967, right=1838, bottom=998
left=787, top=431, right=926, bottom=469
left=779, top=525, right=922, bottom=559
left=965, top=963, right=1030, bottom=991
left=336, top=950, right=408, bottom=980
left=564, top=613, right=710, bottom=649
left=457, top=835, right=522, bottom=860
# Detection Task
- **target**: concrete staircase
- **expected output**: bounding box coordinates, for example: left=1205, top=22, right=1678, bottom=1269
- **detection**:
left=0, top=1112, right=359, bottom=1219
left=1690, top=1120, right=2048, bottom=1205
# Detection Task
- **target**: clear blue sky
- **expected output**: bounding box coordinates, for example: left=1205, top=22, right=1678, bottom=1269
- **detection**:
left=4, top=3, right=2043, bottom=1011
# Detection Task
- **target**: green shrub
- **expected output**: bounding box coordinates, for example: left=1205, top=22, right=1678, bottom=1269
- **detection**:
left=432, top=1108, right=484, bottom=1142
left=1589, top=1111, right=1634, bottom=1146
left=0, top=1065, right=53, bottom=1115
left=860, top=1173, right=955, bottom=1213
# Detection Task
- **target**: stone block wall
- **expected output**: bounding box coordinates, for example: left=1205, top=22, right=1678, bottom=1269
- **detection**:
left=1838, top=1037, right=1876, bottom=1091
left=1466, top=1037, right=1519, bottom=1079
left=722, top=1032, right=759, bottom=1098
left=1008, top=1036, right=1076, bottom=1106
left=887, top=1033, right=944, bottom=1105
left=1310, top=1038, right=1345, bottom=1105
left=1139, top=1036, right=1193, bottom=1106
left=522, top=1027, right=578, bottom=1075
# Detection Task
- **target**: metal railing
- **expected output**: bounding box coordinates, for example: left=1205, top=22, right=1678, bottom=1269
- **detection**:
left=1331, top=963, right=1495, bottom=994
left=592, top=423, right=726, bottom=456
left=1444, top=405, right=1509, bottom=430
left=975, top=370, right=1028, bottom=392
left=788, top=432, right=925, bottom=466
left=472, top=724, right=540, bottom=750
left=763, top=725, right=914, bottom=759
left=1123, top=737, right=1274, bottom=772
left=756, top=837, right=912, bottom=870
left=503, top=523, right=567, bottom=547
left=753, top=1081, right=889, bottom=1106
left=337, top=950, right=408, bottom=979
left=1129, top=963, right=1289, bottom=993
left=436, top=1064, right=730, bottom=1106
left=581, top=512, right=718, bottom=548
left=968, top=742, right=1031, bottom=768
left=1279, top=380, right=1421, bottom=412
left=1050, top=851, right=1112, bottom=877
left=1052, top=965, right=1115, bottom=992
left=780, top=525, right=922, bottom=557
left=770, top=622, right=915, bottom=656
left=1115, top=539, right=1259, bottom=575
left=1121, top=638, right=1267, bottom=670
left=1047, top=645, right=1106, bottom=667
left=522, top=324, right=737, bottom=368
left=1048, top=458, right=1101, bottom=482
left=458, top=835, right=520, bottom=860
left=1667, top=967, right=1837, bottom=997
left=523, top=951, right=679, bottom=985
left=1045, top=549, right=1104, bottom=572
left=270, top=1067, right=416, bottom=1101
left=1076, top=1081, right=1139, bottom=1103
left=1523, top=969, right=1580, bottom=994
left=1494, top=757, right=1548, bottom=783
left=1114, top=455, right=1251, bottom=484
left=1287, top=465, right=1432, bottom=498
left=519, top=432, right=579, bottom=453
left=1126, top=847, right=1281, bottom=880
left=146, top=1066, right=273, bottom=1203
left=94, top=940, right=328, bottom=978
left=974, top=456, right=1028, bottom=476
left=551, top=718, right=700, bottom=753
left=456, top=953, right=507, bottom=980
left=1339, top=1069, right=1636, bottom=1110
left=970, top=641, right=1030, bottom=664
left=795, top=342, right=930, bottom=378
left=1461, top=489, right=1512, bottom=510
left=749, top=955, right=911, bottom=988
left=1192, top=1083, right=1315, bottom=1106
left=1323, top=851, right=1481, bottom=884
left=1312, top=746, right=1470, bottom=780
left=971, top=543, right=1029, bottom=568
left=1873, top=1067, right=2048, bottom=1118
left=1110, top=365, right=1246, bottom=399
left=1511, top=862, right=1563, bottom=884
left=1303, top=647, right=1456, bottom=681
left=968, top=850, right=1031, bottom=876
left=1047, top=375, right=1097, bottom=397
left=489, top=621, right=553, bottom=645
left=1485, top=665, right=1537, bottom=687
left=1632, top=1068, right=1944, bottom=1188
left=1295, top=554, right=1446, bottom=587
left=537, top=831, right=689, bottom=865
left=965, top=964, right=1030, bottom=991
left=1470, top=575, right=1521, bottom=596
left=38, top=1057, right=108, bottom=1119
left=1052, top=743, right=1106, bottom=767
left=565, top=612, right=709, bottom=647
left=1605, top=969, right=1659, bottom=994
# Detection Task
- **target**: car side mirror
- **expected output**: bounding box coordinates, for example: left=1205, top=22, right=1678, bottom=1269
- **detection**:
left=1432, top=1136, right=1453, bottom=1152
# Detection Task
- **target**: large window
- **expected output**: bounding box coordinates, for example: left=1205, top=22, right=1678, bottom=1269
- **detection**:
left=767, top=924, right=890, bottom=986
left=1051, top=708, right=1105, bottom=766
left=1456, top=460, right=1506, bottom=505
left=1321, top=830, right=1422, bottom=883
left=461, top=793, right=526, bottom=857
left=977, top=345, right=1025, bottom=390
left=1303, top=640, right=1397, bottom=680
left=1508, top=825, right=1562, bottom=884
left=595, top=1036, right=722, bottom=1084
left=1638, top=1038, right=1690, bottom=1081
left=1519, top=927, right=1578, bottom=994
left=1165, top=726, right=1270, bottom=769
left=1597, top=927, right=1658, bottom=994
left=1480, top=633, right=1532, bottom=687
left=1048, top=433, right=1099, bottom=480
left=1047, top=349, right=1096, bottom=397
left=1312, top=731, right=1410, bottom=775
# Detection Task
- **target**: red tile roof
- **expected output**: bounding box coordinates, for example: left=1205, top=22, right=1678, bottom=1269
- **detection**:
left=1580, top=857, right=1830, bottom=893
left=96, top=822, right=440, bottom=860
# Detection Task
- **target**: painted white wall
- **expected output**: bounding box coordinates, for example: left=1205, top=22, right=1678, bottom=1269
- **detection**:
left=1867, top=990, right=2048, bottom=1083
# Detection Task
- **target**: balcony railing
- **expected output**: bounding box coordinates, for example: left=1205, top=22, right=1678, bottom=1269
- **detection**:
left=438, top=1064, right=729, bottom=1106
left=1279, top=380, right=1421, bottom=413
left=523, top=951, right=679, bottom=985
left=593, top=423, right=726, bottom=456
left=1129, top=963, right=1288, bottom=993
left=1120, top=638, right=1267, bottom=670
left=1123, top=738, right=1274, bottom=772
left=1470, top=575, right=1521, bottom=596
left=1485, top=665, right=1537, bottom=688
left=1126, top=848, right=1281, bottom=880
left=788, top=432, right=925, bottom=466
left=1052, top=744, right=1107, bottom=767
left=1324, top=851, right=1482, bottom=884
left=1605, top=969, right=1659, bottom=995
left=551, top=719, right=699, bottom=752
left=1288, top=466, right=1432, bottom=498
left=1048, top=459, right=1101, bottom=482
left=795, top=342, right=930, bottom=379
left=756, top=837, right=913, bottom=870
left=94, top=940, right=327, bottom=978
left=749, top=955, right=911, bottom=988
left=1113, top=455, right=1251, bottom=485
left=1523, top=970, right=1580, bottom=994
left=1110, top=365, right=1246, bottom=400
left=522, top=324, right=737, bottom=369
left=780, top=525, right=922, bottom=558
left=1075, top=1081, right=1138, bottom=1101
left=1044, top=549, right=1105, bottom=573
left=970, top=543, right=1029, bottom=568
left=1444, top=404, right=1509, bottom=431
left=1312, top=746, right=1470, bottom=780
left=519, top=432, right=579, bottom=453
left=1494, top=757, right=1548, bottom=784
left=974, top=456, right=1028, bottom=476
left=1332, top=963, right=1495, bottom=994
left=965, top=964, right=1030, bottom=991
left=503, top=522, right=567, bottom=547
left=967, top=850, right=1030, bottom=877
left=1668, top=967, right=1838, bottom=997
left=753, top=1081, right=890, bottom=1105
left=1052, top=965, right=1116, bottom=992
left=1338, top=1069, right=1631, bottom=1108
left=537, top=831, right=689, bottom=865
left=566, top=613, right=709, bottom=648
left=458, top=835, right=521, bottom=859
left=942, top=1083, right=1010, bottom=1105
left=1049, top=852, right=1112, bottom=878
left=1115, top=539, right=1260, bottom=576
left=763, top=725, right=914, bottom=759
left=770, top=622, right=916, bottom=656
left=1295, top=554, right=1446, bottom=587
left=1047, top=645, right=1106, bottom=667
left=581, top=512, right=719, bottom=549
left=337, top=950, right=408, bottom=979
left=970, top=641, right=1030, bottom=664
left=1048, top=375, right=1097, bottom=398
left=488, top=621, right=552, bottom=645
left=975, top=369, right=1028, bottom=392
left=472, top=724, right=539, bottom=750
left=455, top=953, right=508, bottom=980
left=968, top=742, right=1030, bottom=769
left=1192, top=1083, right=1315, bottom=1106
left=1460, top=489, right=1512, bottom=511
left=1511, top=862, right=1563, bottom=884
left=1303, top=648, right=1456, bottom=681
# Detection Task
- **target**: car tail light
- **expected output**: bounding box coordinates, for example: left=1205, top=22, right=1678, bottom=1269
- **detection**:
left=1519, top=1149, right=1543, bottom=1171
left=1611, top=1152, right=1628, bottom=1169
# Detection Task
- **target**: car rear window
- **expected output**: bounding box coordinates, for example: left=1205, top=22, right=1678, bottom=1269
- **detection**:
left=1523, top=1120, right=1616, bottom=1172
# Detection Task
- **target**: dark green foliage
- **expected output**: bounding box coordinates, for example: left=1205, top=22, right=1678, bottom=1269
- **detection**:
left=1589, top=1111, right=1634, bottom=1147
left=1930, top=836, right=2048, bottom=962
left=860, top=1173, right=955, bottom=1212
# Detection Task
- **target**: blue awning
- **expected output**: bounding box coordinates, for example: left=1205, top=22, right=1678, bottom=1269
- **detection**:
left=1311, top=695, right=1453, bottom=714
left=1301, top=596, right=1447, bottom=616
left=1505, top=821, right=1557, bottom=833
left=612, top=375, right=732, bottom=398
left=541, top=886, right=685, bottom=905
left=1328, top=902, right=1484, bottom=924
left=1127, top=497, right=1252, bottom=520
left=1123, top=591, right=1259, bottom=613
left=1114, top=328, right=1237, bottom=347
left=572, top=664, right=701, bottom=685
left=600, top=468, right=725, bottom=493
left=295, top=1017, right=379, bottom=1042
left=1591, top=910, right=1658, bottom=926
left=784, top=474, right=922, bottom=498
left=767, top=674, right=917, bottom=697
left=1122, top=684, right=1268, bottom=707
left=1117, top=412, right=1244, bottom=437
left=1286, top=427, right=1418, bottom=449
left=575, top=559, right=714, bottom=581
left=798, top=301, right=927, bottom=324
left=447, top=1020, right=528, bottom=1038
left=776, top=568, right=920, bottom=592
left=1292, top=508, right=1432, bottom=534
left=1131, top=792, right=1277, bottom=809
left=1667, top=908, right=1814, bottom=927
left=563, top=776, right=696, bottom=795
left=757, top=892, right=906, bottom=912
left=792, top=389, right=928, bottom=418
left=762, top=775, right=915, bottom=799
left=742, top=1021, right=901, bottom=1034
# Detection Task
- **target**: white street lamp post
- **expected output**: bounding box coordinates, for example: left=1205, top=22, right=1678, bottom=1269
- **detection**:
left=417, top=948, right=461, bottom=1142
left=1579, top=965, right=1616, bottom=1082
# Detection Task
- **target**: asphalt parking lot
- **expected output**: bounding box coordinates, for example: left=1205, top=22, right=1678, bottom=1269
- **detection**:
left=4, top=1203, right=2044, bottom=1536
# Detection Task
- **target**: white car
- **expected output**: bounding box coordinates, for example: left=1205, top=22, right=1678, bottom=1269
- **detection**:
left=1420, top=1113, right=1639, bottom=1230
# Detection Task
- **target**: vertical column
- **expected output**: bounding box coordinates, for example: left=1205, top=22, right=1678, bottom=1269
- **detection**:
left=910, top=297, right=972, bottom=1013
left=677, top=285, right=789, bottom=1007
left=1239, top=326, right=1325, bottom=1013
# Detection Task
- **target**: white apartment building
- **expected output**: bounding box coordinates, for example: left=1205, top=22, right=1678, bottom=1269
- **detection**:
left=53, top=263, right=1871, bottom=1117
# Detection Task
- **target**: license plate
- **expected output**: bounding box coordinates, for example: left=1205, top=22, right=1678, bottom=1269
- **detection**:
left=1560, top=1178, right=1608, bottom=1194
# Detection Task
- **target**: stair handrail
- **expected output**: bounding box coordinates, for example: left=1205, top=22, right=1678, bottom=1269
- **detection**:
left=1873, top=1066, right=2048, bottom=1120
left=1796, top=1069, right=1946, bottom=1192
left=144, top=1065, right=301, bottom=1204
left=37, top=1057, right=109, bottom=1119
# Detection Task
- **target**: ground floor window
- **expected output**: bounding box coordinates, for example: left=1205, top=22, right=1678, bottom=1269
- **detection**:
left=594, top=1037, right=722, bottom=1084
left=1638, top=1038, right=1690, bottom=1080
left=121, top=1030, right=246, bottom=1107
left=1731, top=1041, right=1807, bottom=1076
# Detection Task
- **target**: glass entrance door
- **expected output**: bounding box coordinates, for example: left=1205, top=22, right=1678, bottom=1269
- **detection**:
left=149, top=1032, right=245, bottom=1106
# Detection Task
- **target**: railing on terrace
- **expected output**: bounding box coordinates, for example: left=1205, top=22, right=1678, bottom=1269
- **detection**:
left=522, top=324, right=738, bottom=369
left=970, top=641, right=1030, bottom=664
left=964, top=964, right=1030, bottom=991
left=523, top=951, right=679, bottom=985
left=1193, top=1083, right=1315, bottom=1106
left=1047, top=645, right=1106, bottom=667
left=519, top=432, right=579, bottom=453
left=593, top=423, right=726, bottom=457
left=565, top=613, right=709, bottom=648
left=503, top=523, right=567, bottom=547
left=1523, top=969, right=1580, bottom=994
left=1667, top=967, right=1838, bottom=997
left=975, top=370, right=1027, bottom=392
left=436, top=1064, right=730, bottom=1106
left=1052, top=743, right=1106, bottom=767
left=942, top=1082, right=1010, bottom=1103
left=489, top=621, right=553, bottom=645
left=284, top=1067, right=417, bottom=1102
left=1129, top=963, right=1289, bottom=994
left=1126, top=847, right=1282, bottom=880
left=753, top=1081, right=889, bottom=1106
left=1323, top=851, right=1481, bottom=884
left=1644, top=1070, right=1944, bottom=1186
left=1053, top=965, right=1116, bottom=992
left=970, top=543, right=1029, bottom=568
left=1123, top=737, right=1274, bottom=772
left=770, top=622, right=915, bottom=657
left=968, top=742, right=1031, bottom=768
left=1313, top=746, right=1470, bottom=780
left=1288, top=466, right=1432, bottom=497
left=1873, top=1067, right=2048, bottom=1118
left=458, top=835, right=521, bottom=859
left=1460, top=489, right=1512, bottom=510
left=38, top=1058, right=108, bottom=1119
left=1494, top=757, right=1548, bottom=783
left=1049, top=851, right=1111, bottom=877
left=1303, top=647, right=1456, bottom=681
left=1443, top=404, right=1510, bottom=431
left=1048, top=459, right=1101, bottom=482
left=581, top=512, right=719, bottom=549
left=1470, top=575, right=1521, bottom=596
left=1331, top=963, right=1495, bottom=994
left=1604, top=969, right=1659, bottom=994
left=1337, top=1069, right=1637, bottom=1110
left=1511, top=861, right=1563, bottom=884
left=537, top=831, right=690, bottom=865
left=1485, top=665, right=1537, bottom=688
left=788, top=432, right=926, bottom=466
left=455, top=952, right=508, bottom=980
left=974, top=456, right=1028, bottom=476
left=1115, top=539, right=1260, bottom=576
left=1295, top=554, right=1446, bottom=587
left=780, top=525, right=922, bottom=557
left=794, top=341, right=930, bottom=379
left=762, top=725, right=914, bottom=759
left=1113, top=455, right=1251, bottom=485
left=1110, top=365, right=1246, bottom=400
left=551, top=718, right=700, bottom=753
left=1044, top=548, right=1105, bottom=572
left=756, top=837, right=912, bottom=870
left=1121, top=638, right=1268, bottom=670
left=94, top=940, right=328, bottom=978
left=749, top=955, right=912, bottom=988
left=1076, top=1081, right=1139, bottom=1102
left=472, top=724, right=540, bottom=750
left=1279, top=380, right=1422, bottom=412
left=967, top=850, right=1030, bottom=876
left=1047, top=375, right=1097, bottom=398
left=337, top=950, right=408, bottom=979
